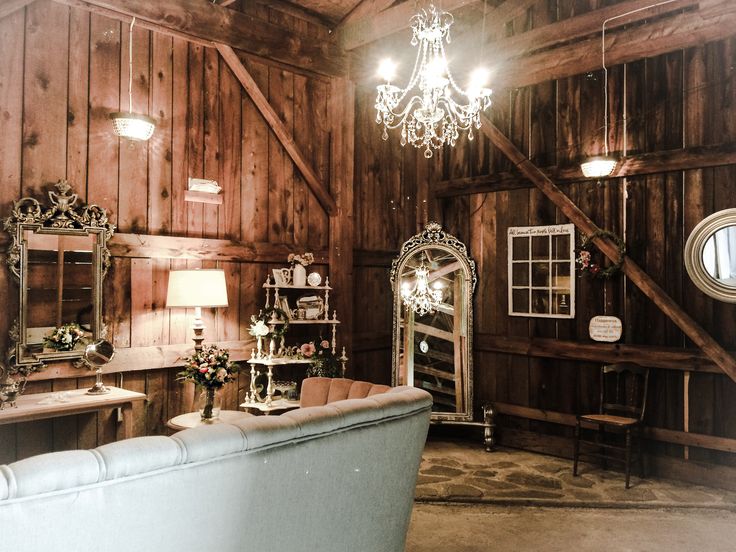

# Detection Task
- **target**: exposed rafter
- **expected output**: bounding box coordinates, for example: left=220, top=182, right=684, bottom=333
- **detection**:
left=216, top=44, right=338, bottom=217
left=334, top=0, right=396, bottom=47
left=52, top=0, right=344, bottom=76
left=479, top=114, right=736, bottom=384
left=339, top=0, right=478, bottom=51
left=0, top=0, right=36, bottom=20
left=432, top=142, right=736, bottom=198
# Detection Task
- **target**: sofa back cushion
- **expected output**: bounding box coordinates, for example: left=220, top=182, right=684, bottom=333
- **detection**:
left=300, top=377, right=392, bottom=407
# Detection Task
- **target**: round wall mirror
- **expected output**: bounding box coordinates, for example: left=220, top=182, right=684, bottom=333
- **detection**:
left=685, top=208, right=736, bottom=302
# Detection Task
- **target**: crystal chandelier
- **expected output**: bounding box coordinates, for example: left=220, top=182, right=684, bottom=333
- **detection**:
left=375, top=4, right=492, bottom=158
left=401, top=255, right=443, bottom=316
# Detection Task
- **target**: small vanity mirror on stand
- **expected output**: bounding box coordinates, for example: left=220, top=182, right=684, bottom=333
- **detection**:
left=3, top=180, right=115, bottom=369
left=391, top=222, right=477, bottom=422
left=685, top=208, right=736, bottom=302
left=84, top=339, right=115, bottom=395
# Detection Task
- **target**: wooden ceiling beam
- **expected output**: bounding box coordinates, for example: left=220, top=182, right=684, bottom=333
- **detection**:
left=338, top=0, right=396, bottom=27
left=493, top=0, right=735, bottom=89
left=339, top=0, right=479, bottom=51
left=499, top=0, right=697, bottom=60
left=52, top=0, right=345, bottom=77
left=479, top=115, right=736, bottom=384
left=433, top=142, right=736, bottom=198
left=0, top=0, right=35, bottom=20
left=216, top=44, right=338, bottom=216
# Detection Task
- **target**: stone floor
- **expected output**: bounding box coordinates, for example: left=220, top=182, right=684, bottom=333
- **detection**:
left=415, top=439, right=736, bottom=509
left=406, top=440, right=736, bottom=551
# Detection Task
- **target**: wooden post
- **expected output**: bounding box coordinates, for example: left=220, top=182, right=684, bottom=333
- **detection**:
left=328, top=77, right=355, bottom=371
left=479, top=116, right=736, bottom=384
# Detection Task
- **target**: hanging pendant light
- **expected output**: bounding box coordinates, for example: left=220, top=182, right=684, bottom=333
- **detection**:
left=580, top=14, right=618, bottom=178
left=374, top=4, right=492, bottom=158
left=110, top=17, right=155, bottom=141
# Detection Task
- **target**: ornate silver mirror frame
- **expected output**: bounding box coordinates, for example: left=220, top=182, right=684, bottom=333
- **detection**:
left=685, top=208, right=736, bottom=303
left=390, top=222, right=477, bottom=422
left=3, top=180, right=115, bottom=367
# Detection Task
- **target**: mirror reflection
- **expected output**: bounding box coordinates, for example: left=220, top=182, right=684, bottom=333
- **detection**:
left=24, top=230, right=96, bottom=352
left=398, top=247, right=467, bottom=414
left=702, top=225, right=736, bottom=287
left=392, top=222, right=476, bottom=422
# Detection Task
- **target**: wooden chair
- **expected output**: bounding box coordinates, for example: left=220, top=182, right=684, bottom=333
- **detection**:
left=573, top=363, right=649, bottom=488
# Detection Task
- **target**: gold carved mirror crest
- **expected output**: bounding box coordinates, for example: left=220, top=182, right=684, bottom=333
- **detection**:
left=3, top=180, right=115, bottom=368
left=390, top=222, right=477, bottom=422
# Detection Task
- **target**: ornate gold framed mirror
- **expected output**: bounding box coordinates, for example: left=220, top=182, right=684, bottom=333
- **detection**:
left=390, top=222, right=477, bottom=422
left=3, top=181, right=115, bottom=367
left=685, top=208, right=736, bottom=303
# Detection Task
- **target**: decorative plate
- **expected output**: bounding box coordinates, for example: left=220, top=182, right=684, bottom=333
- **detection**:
left=307, top=271, right=322, bottom=287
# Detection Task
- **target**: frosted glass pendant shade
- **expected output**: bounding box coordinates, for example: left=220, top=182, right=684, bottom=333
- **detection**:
left=580, top=156, right=617, bottom=178
left=110, top=112, right=156, bottom=141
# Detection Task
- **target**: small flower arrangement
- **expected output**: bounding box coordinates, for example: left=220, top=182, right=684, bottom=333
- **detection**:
left=302, top=339, right=342, bottom=378
left=44, top=323, right=85, bottom=351
left=576, top=230, right=626, bottom=280
left=288, top=252, right=314, bottom=267
left=177, top=345, right=239, bottom=389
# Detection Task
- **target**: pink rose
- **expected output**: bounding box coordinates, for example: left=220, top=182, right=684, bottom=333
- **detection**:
left=320, top=340, right=330, bottom=349
left=199, top=367, right=209, bottom=373
left=300, top=342, right=316, bottom=358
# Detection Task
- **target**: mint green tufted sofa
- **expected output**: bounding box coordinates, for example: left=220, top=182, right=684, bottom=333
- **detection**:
left=0, top=378, right=432, bottom=552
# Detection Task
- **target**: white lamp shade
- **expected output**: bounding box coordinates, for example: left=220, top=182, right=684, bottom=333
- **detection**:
left=166, top=269, right=229, bottom=308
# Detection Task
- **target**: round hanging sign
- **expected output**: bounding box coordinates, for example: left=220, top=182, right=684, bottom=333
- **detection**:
left=588, top=315, right=623, bottom=342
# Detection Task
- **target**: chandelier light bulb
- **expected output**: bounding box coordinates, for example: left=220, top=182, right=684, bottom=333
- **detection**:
left=378, top=58, right=397, bottom=82
left=374, top=4, right=492, bottom=158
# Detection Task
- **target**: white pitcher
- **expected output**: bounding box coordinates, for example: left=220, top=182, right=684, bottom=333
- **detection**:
left=292, top=264, right=307, bottom=286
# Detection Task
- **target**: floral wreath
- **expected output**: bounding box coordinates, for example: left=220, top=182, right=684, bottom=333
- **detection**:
left=576, top=230, right=626, bottom=279
left=252, top=307, right=290, bottom=338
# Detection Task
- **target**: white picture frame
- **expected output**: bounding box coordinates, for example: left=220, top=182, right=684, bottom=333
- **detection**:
left=272, top=268, right=291, bottom=287
left=507, top=224, right=576, bottom=319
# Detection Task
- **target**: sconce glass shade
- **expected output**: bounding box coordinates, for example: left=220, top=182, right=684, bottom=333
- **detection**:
left=110, top=112, right=156, bottom=141
left=166, top=269, right=229, bottom=308
left=580, top=156, right=617, bottom=178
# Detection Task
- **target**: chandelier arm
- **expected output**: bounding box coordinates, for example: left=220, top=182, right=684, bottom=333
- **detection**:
left=439, top=40, right=467, bottom=97
left=397, top=40, right=429, bottom=105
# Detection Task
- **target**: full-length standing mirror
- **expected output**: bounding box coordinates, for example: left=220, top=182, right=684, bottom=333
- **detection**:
left=391, top=222, right=477, bottom=421
left=4, top=180, right=114, bottom=367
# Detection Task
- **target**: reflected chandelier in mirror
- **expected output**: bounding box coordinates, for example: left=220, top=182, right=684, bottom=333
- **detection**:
left=3, top=180, right=115, bottom=368
left=390, top=222, right=477, bottom=422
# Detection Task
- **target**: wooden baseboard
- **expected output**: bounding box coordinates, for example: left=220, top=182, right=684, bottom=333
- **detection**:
left=497, top=427, right=736, bottom=492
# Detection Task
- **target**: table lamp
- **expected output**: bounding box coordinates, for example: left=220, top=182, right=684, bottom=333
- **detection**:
left=166, top=269, right=229, bottom=351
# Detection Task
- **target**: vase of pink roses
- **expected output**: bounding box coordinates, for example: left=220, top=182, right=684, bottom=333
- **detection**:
left=300, top=339, right=342, bottom=378
left=178, top=345, right=239, bottom=420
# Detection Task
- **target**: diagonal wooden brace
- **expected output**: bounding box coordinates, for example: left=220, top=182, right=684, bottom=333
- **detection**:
left=479, top=115, right=736, bottom=384
left=217, top=44, right=338, bottom=217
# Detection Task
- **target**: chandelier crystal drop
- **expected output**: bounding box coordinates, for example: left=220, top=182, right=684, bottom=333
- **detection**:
left=375, top=5, right=492, bottom=158
left=401, top=255, right=444, bottom=316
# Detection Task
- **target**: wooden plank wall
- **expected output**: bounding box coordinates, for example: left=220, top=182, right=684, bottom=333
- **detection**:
left=351, top=0, right=736, bottom=476
left=0, top=1, right=336, bottom=463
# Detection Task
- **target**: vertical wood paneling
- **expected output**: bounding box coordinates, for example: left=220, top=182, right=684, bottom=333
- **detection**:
left=22, top=1, right=69, bottom=195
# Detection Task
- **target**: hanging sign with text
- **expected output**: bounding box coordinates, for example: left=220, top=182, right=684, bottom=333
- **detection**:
left=588, top=315, right=623, bottom=342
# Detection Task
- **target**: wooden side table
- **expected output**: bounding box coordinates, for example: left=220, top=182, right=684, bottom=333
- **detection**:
left=0, top=386, right=146, bottom=441
left=166, top=410, right=254, bottom=431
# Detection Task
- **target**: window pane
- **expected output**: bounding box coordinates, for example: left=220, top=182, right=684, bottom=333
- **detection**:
left=512, top=236, right=529, bottom=260
left=552, top=234, right=570, bottom=260
left=512, top=289, right=529, bottom=313
left=531, top=289, right=550, bottom=314
left=512, top=263, right=529, bottom=286
left=531, top=235, right=549, bottom=260
left=532, top=262, right=549, bottom=287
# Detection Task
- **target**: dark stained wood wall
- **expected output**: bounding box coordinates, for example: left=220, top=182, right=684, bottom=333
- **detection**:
left=0, top=0, right=337, bottom=463
left=351, top=0, right=736, bottom=478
